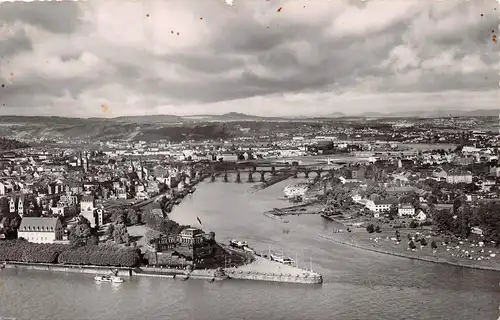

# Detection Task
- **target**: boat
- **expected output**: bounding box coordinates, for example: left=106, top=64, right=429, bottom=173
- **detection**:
left=94, top=275, right=124, bottom=283
left=243, top=246, right=256, bottom=254
left=174, top=199, right=182, bottom=205
left=229, top=239, right=248, bottom=248
left=188, top=187, right=196, bottom=194
left=270, top=252, right=295, bottom=265
left=0, top=262, right=6, bottom=270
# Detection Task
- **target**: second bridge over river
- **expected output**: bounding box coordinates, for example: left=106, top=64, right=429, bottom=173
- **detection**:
left=202, top=166, right=336, bottom=183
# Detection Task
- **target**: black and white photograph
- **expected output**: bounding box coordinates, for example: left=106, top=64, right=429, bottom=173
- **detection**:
left=0, top=0, right=499, bottom=319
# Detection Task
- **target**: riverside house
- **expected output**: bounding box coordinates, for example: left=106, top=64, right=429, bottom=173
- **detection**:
left=18, top=217, right=64, bottom=244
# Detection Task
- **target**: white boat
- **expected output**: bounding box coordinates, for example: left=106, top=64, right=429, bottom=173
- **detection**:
left=243, top=246, right=256, bottom=254
left=94, top=275, right=124, bottom=283
left=229, top=239, right=248, bottom=248
left=270, top=252, right=295, bottom=265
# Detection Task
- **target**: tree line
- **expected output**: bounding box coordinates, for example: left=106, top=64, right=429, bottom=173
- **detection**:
left=0, top=240, right=141, bottom=267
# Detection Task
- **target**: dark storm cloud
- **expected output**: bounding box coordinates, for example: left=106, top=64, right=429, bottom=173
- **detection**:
left=0, top=1, right=82, bottom=34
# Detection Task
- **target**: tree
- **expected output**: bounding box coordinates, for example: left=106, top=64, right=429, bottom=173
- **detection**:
left=111, top=210, right=126, bottom=224
left=420, top=238, right=427, bottom=246
left=113, top=223, right=129, bottom=244
left=366, top=224, right=375, bottom=233
left=431, top=240, right=438, bottom=250
left=126, top=209, right=139, bottom=225
left=68, top=223, right=92, bottom=247
left=409, top=220, right=418, bottom=229
left=375, top=225, right=381, bottom=233
left=409, top=240, right=417, bottom=250
left=106, top=224, right=115, bottom=240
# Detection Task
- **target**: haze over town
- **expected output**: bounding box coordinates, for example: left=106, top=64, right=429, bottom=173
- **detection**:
left=0, top=0, right=498, bottom=118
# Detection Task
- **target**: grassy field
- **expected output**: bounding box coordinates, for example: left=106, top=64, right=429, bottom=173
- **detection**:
left=321, top=226, right=500, bottom=271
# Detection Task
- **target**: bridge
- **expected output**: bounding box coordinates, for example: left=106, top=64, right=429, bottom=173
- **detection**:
left=199, top=166, right=336, bottom=183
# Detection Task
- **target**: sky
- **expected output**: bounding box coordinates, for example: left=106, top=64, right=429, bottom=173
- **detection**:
left=0, top=0, right=498, bottom=118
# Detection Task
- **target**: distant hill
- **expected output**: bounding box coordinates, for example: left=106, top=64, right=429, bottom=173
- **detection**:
left=183, top=112, right=285, bottom=121
left=356, top=109, right=499, bottom=118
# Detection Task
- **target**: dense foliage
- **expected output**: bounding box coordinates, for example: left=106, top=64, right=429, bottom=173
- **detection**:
left=58, top=245, right=141, bottom=267
left=68, top=216, right=92, bottom=247
left=0, top=240, right=141, bottom=267
left=0, top=137, right=30, bottom=150
left=142, top=211, right=190, bottom=235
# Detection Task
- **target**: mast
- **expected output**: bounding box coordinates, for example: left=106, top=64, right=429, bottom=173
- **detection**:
left=310, top=256, right=313, bottom=272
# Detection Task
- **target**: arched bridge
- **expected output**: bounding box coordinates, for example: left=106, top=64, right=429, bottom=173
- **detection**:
left=199, top=166, right=336, bottom=183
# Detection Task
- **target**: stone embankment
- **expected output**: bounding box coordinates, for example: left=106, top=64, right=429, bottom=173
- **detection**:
left=3, top=261, right=133, bottom=276
left=225, top=256, right=323, bottom=284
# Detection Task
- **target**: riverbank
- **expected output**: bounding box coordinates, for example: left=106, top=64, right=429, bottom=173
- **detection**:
left=2, top=257, right=323, bottom=284
left=318, top=232, right=500, bottom=273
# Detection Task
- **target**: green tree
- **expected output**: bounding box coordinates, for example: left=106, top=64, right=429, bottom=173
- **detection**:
left=420, top=238, right=427, bottom=246
left=375, top=225, right=381, bottom=233
left=409, top=220, right=418, bottom=229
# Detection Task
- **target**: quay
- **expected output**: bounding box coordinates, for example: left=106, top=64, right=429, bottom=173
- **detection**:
left=2, top=257, right=323, bottom=285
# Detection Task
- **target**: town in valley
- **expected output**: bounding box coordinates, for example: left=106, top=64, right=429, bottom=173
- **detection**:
left=1, top=112, right=500, bottom=278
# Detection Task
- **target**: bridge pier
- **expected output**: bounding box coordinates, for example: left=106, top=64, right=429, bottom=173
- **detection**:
left=224, top=171, right=228, bottom=183
left=305, top=170, right=310, bottom=179
left=292, top=170, right=298, bottom=178
left=236, top=171, right=241, bottom=183
left=211, top=174, right=215, bottom=182
left=248, top=172, right=254, bottom=183
left=271, top=166, right=276, bottom=176
left=260, top=171, right=265, bottom=182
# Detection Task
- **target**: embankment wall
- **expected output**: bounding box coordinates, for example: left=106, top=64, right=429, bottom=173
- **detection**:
left=4, top=261, right=133, bottom=276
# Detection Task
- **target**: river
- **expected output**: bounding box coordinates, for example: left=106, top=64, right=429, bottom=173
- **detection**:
left=1, top=176, right=499, bottom=320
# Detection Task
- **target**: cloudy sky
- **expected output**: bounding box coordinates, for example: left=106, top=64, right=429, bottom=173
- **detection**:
left=0, top=0, right=498, bottom=118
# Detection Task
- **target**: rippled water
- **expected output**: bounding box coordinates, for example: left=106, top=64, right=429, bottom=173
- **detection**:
left=1, top=177, right=499, bottom=320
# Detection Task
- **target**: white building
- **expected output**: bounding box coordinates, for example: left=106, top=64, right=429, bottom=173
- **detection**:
left=415, top=210, right=427, bottom=221
left=18, top=217, right=64, bottom=244
left=398, top=204, right=415, bottom=217
left=366, top=200, right=393, bottom=213
left=446, top=170, right=473, bottom=184
left=80, top=195, right=97, bottom=228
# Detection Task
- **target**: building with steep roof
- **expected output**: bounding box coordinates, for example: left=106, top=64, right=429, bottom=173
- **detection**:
left=18, top=217, right=63, bottom=243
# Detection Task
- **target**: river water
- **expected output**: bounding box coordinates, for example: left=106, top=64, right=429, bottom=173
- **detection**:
left=1, top=176, right=499, bottom=320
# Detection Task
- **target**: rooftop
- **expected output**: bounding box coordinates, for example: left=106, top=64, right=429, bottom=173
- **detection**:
left=19, top=217, right=60, bottom=232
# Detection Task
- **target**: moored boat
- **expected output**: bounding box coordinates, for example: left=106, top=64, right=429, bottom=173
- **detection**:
left=94, top=275, right=124, bottom=283
left=270, top=252, right=295, bottom=265
left=229, top=239, right=248, bottom=248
